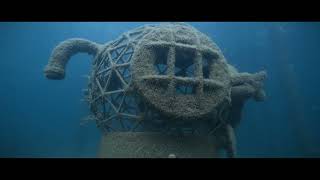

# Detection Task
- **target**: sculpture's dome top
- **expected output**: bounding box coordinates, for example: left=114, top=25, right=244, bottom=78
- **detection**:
left=141, top=22, right=221, bottom=54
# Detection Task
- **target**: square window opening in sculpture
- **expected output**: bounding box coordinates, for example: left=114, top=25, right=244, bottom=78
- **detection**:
left=202, top=57, right=210, bottom=79
left=175, top=49, right=195, bottom=77
left=153, top=47, right=168, bottom=75
left=175, top=83, right=196, bottom=95
left=202, top=53, right=214, bottom=79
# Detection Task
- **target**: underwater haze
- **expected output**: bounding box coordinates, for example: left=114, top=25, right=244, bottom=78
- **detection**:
left=0, top=22, right=320, bottom=157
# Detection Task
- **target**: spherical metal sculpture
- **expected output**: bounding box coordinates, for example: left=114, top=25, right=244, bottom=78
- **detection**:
left=44, top=23, right=267, bottom=158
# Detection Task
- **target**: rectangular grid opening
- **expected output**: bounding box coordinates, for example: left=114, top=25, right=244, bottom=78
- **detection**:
left=174, top=49, right=195, bottom=77
left=153, top=47, right=168, bottom=75
left=202, top=53, right=216, bottom=79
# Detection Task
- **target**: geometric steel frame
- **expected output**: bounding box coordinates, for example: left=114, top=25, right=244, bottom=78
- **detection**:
left=83, top=25, right=154, bottom=133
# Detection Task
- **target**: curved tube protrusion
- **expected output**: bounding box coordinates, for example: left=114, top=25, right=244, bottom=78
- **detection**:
left=44, top=38, right=102, bottom=80
left=231, top=70, right=267, bottom=102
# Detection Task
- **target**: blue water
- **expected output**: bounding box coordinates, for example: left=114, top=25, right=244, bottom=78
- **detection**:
left=0, top=22, right=319, bottom=157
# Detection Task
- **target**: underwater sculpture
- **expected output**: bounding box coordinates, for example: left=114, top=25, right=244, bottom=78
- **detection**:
left=44, top=22, right=267, bottom=158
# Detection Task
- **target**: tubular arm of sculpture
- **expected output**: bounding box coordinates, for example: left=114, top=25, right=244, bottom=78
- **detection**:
left=231, top=70, right=267, bottom=101
left=44, top=38, right=102, bottom=80
left=225, top=124, right=236, bottom=158
left=220, top=70, right=267, bottom=157
left=212, top=123, right=237, bottom=158
left=228, top=70, right=267, bottom=128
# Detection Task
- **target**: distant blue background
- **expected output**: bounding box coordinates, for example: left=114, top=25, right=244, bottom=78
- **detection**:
left=0, top=22, right=319, bottom=157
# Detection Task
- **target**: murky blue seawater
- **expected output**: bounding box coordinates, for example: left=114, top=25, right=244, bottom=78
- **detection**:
left=0, top=22, right=319, bottom=157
